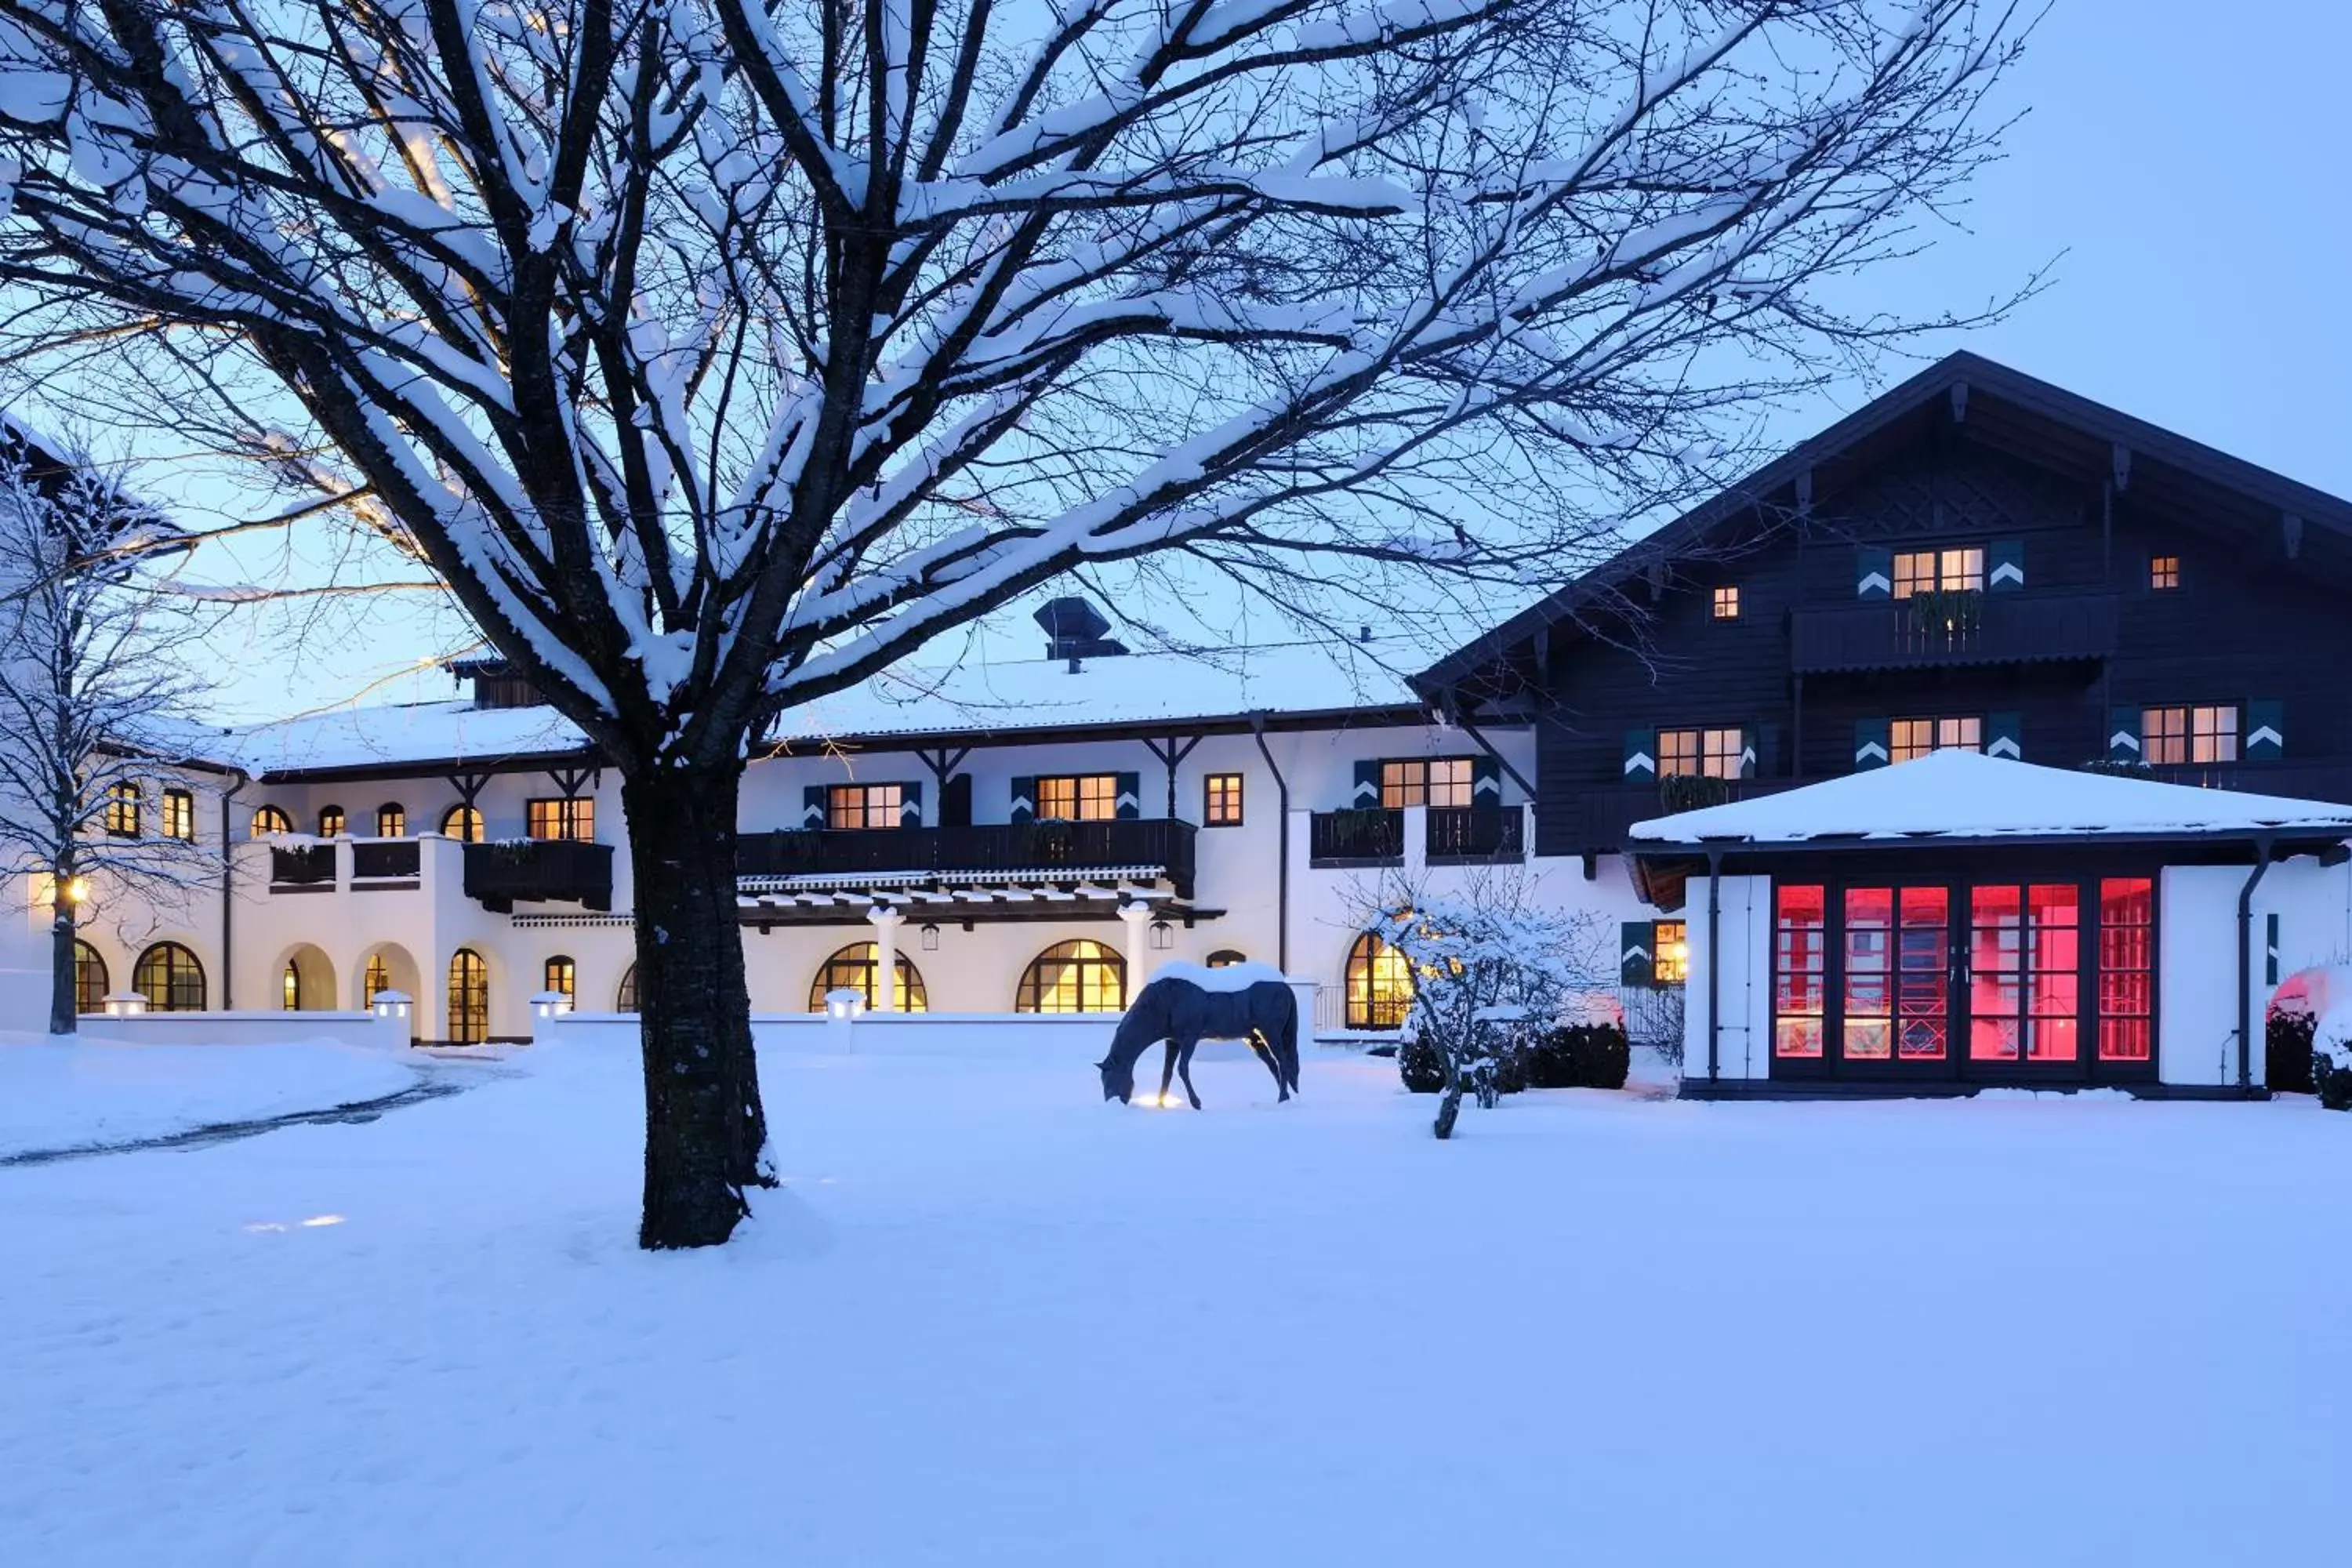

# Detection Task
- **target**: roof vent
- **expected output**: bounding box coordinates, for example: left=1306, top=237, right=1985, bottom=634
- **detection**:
left=1033, top=596, right=1128, bottom=665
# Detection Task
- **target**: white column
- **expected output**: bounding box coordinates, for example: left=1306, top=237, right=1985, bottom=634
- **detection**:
left=1117, top=901, right=1154, bottom=1000
left=866, top=904, right=906, bottom=1012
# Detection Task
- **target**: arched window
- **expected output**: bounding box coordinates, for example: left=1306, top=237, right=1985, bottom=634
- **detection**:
left=1207, top=949, right=1248, bottom=968
left=132, top=942, right=206, bottom=1012
left=282, top=960, right=303, bottom=1011
left=440, top=804, right=485, bottom=842
left=73, top=940, right=107, bottom=1014
left=103, top=782, right=140, bottom=837
left=318, top=804, right=347, bottom=837
left=162, top=787, right=197, bottom=842
left=543, top=955, right=576, bottom=1005
left=1016, top=939, right=1125, bottom=1014
left=448, top=949, right=489, bottom=1044
left=252, top=804, right=292, bottom=837
left=362, top=953, right=393, bottom=1008
left=806, top=943, right=929, bottom=1013
left=1345, top=930, right=1414, bottom=1029
left=616, top=964, right=638, bottom=1012
left=376, top=802, right=406, bottom=838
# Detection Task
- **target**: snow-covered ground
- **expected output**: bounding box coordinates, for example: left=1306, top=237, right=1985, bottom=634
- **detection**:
left=2, top=1040, right=2344, bottom=1565
left=0, top=1033, right=426, bottom=1158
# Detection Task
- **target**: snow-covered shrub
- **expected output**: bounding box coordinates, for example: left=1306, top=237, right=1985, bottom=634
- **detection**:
left=2315, top=1006, right=2352, bottom=1112
left=1397, top=1037, right=1446, bottom=1094
left=1526, top=1025, right=1632, bottom=1090
left=2267, top=1003, right=2317, bottom=1096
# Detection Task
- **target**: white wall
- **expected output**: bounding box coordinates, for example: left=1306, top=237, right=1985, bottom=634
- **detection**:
left=547, top=1009, right=1121, bottom=1062
left=1679, top=874, right=1769, bottom=1080
left=78, top=1007, right=412, bottom=1052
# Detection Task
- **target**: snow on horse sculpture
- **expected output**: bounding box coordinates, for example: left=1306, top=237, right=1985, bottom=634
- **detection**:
left=1098, top=961, right=1301, bottom=1109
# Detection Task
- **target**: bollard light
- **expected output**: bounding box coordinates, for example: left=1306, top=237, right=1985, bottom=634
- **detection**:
left=371, top=989, right=412, bottom=1022
left=102, top=989, right=147, bottom=1017
left=531, top=989, right=574, bottom=1022
left=825, top=987, right=866, bottom=1022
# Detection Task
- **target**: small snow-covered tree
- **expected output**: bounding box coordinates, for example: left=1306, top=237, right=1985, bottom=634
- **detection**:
left=0, top=434, right=214, bottom=1033
left=0, top=0, right=2030, bottom=1243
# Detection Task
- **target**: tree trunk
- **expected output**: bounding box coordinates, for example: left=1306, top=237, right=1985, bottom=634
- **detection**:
left=624, top=761, right=773, bottom=1249
left=47, top=879, right=76, bottom=1036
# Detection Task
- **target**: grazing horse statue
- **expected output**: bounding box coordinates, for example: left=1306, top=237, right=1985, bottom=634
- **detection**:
left=1098, top=961, right=1301, bottom=1109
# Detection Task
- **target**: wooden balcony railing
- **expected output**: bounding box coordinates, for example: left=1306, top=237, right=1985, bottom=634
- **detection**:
left=350, top=840, right=420, bottom=880
left=268, top=843, right=336, bottom=888
left=1791, top=590, right=2118, bottom=674
left=1308, top=808, right=1406, bottom=867
left=1425, top=804, right=1525, bottom=864
left=463, top=838, right=614, bottom=912
left=736, top=818, right=1196, bottom=897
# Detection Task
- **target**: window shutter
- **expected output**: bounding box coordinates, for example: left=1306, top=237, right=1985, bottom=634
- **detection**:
left=1752, top=723, right=1779, bottom=779
left=1988, top=537, right=2025, bottom=592
left=801, top=785, right=829, bottom=829
left=2107, top=709, right=2142, bottom=764
left=1113, top=771, right=1141, bottom=819
left=1469, top=755, right=1501, bottom=803
left=1987, top=712, right=2023, bottom=761
left=2245, top=699, right=2283, bottom=761
left=1737, top=726, right=1762, bottom=780
left=1620, top=922, right=1654, bottom=988
left=898, top=780, right=924, bottom=826
left=1856, top=546, right=1892, bottom=600
left=2266, top=913, right=2281, bottom=987
left=1008, top=775, right=1036, bottom=825
left=1351, top=760, right=1382, bottom=808
left=942, top=773, right=973, bottom=827
left=1853, top=717, right=1889, bottom=771
left=1621, top=729, right=1657, bottom=784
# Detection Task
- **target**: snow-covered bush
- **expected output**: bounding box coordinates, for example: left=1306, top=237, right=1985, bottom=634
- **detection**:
left=1526, top=1025, right=1632, bottom=1091
left=2314, top=1002, right=2352, bottom=1112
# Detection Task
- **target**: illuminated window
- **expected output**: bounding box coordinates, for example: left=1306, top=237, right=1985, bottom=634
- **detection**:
left=1207, top=949, right=1248, bottom=968
left=1657, top=728, right=1744, bottom=779
left=1345, top=929, right=1414, bottom=1029
left=2098, top=879, right=2156, bottom=1062
left=441, top=804, right=485, bottom=842
left=318, top=804, right=346, bottom=837
left=1036, top=775, right=1119, bottom=822
left=375, top=803, right=406, bottom=837
left=806, top=943, right=928, bottom=1012
left=1969, top=884, right=2079, bottom=1063
left=448, top=949, right=489, bottom=1044
left=1380, top=759, right=1473, bottom=808
left=1652, top=920, right=1687, bottom=985
left=282, top=960, right=303, bottom=1011
left=1016, top=939, right=1125, bottom=1013
left=103, top=782, right=140, bottom=837
left=827, top=783, right=905, bottom=829
left=526, top=797, right=594, bottom=840
left=1712, top=585, right=1740, bottom=621
left=2142, top=705, right=2238, bottom=766
left=362, top=953, right=393, bottom=1008
left=1839, top=887, right=1950, bottom=1062
left=1203, top=773, right=1245, bottom=826
left=252, top=805, right=292, bottom=837
left=132, top=942, right=205, bottom=1012
left=543, top=955, right=576, bottom=1005
left=1890, top=715, right=1983, bottom=764
left=161, top=788, right=196, bottom=842
left=1893, top=546, right=1984, bottom=598
left=73, top=940, right=107, bottom=1014
left=616, top=964, right=638, bottom=1013
left=2150, top=555, right=2180, bottom=591
left=1773, top=885, right=1826, bottom=1058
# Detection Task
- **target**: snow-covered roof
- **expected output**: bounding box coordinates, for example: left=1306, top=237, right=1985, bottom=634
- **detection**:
left=1628, top=750, right=2352, bottom=846
left=220, top=701, right=591, bottom=777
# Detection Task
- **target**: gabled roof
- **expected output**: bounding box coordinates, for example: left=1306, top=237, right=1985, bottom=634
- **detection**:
left=1627, top=750, right=2352, bottom=848
left=1415, top=350, right=2352, bottom=703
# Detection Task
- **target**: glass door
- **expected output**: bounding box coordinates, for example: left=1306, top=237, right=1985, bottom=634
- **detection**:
left=1965, top=883, right=2085, bottom=1079
left=1836, top=885, right=1951, bottom=1074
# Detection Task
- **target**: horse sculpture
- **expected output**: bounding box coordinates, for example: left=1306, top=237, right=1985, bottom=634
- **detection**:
left=1098, top=961, right=1301, bottom=1109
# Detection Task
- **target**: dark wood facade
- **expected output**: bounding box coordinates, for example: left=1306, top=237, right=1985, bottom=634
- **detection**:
left=1419, top=354, right=2352, bottom=859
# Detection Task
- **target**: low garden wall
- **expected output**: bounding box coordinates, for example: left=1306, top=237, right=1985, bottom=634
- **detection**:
left=76, top=1008, right=413, bottom=1052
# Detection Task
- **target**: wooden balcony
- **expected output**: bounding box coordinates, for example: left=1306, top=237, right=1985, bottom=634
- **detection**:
left=463, top=838, right=614, bottom=912
left=2134, top=762, right=2352, bottom=805
left=736, top=818, right=1196, bottom=898
left=1308, top=808, right=1406, bottom=868
left=350, top=840, right=420, bottom=880
left=1791, top=590, right=2118, bottom=674
left=1425, top=804, right=1525, bottom=865
left=268, top=843, right=336, bottom=890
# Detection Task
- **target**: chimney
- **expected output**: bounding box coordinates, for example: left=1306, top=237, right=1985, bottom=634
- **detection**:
left=1033, top=597, right=1129, bottom=666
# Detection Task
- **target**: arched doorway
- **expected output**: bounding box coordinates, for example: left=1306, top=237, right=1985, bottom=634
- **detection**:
left=1345, top=929, right=1414, bottom=1029
left=72, top=940, right=108, bottom=1015
left=447, top=949, right=490, bottom=1044
left=1016, top=940, right=1125, bottom=1013
left=132, top=942, right=206, bottom=1012
left=807, top=943, right=929, bottom=1012
left=274, top=942, right=336, bottom=1011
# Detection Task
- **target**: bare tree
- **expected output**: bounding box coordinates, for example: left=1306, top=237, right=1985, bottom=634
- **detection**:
left=0, top=0, right=2028, bottom=1244
left=0, top=432, right=216, bottom=1033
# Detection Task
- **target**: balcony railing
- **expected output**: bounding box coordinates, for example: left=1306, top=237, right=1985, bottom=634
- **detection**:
left=351, top=840, right=420, bottom=880
left=736, top=818, right=1196, bottom=897
left=2123, top=761, right=2352, bottom=806
left=268, top=843, right=337, bottom=888
left=1425, top=804, right=1525, bottom=864
left=1791, top=590, right=2118, bottom=674
left=1308, top=808, right=1406, bottom=868
left=463, top=838, right=615, bottom=912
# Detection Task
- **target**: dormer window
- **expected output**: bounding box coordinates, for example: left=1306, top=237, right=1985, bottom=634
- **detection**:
left=1712, top=585, right=1740, bottom=621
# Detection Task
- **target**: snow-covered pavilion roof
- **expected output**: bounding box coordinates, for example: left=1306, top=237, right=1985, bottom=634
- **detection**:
left=1628, top=750, right=2352, bottom=847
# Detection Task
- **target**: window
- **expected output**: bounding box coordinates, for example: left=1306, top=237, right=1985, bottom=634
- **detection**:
left=2150, top=554, right=2180, bottom=591
left=1892, top=546, right=1984, bottom=598
left=806, top=943, right=929, bottom=1012
left=1968, top=884, right=2080, bottom=1063
left=2142, top=705, right=2238, bottom=766
left=376, top=803, right=406, bottom=838
left=282, top=960, right=303, bottom=1011
left=616, top=964, right=638, bottom=1013
left=132, top=942, right=205, bottom=1012
left=252, top=805, right=292, bottom=837
left=448, top=949, right=489, bottom=1043
left=362, top=953, right=393, bottom=1009
left=1838, top=887, right=1951, bottom=1062
left=1345, top=929, right=1414, bottom=1029
left=161, top=788, right=196, bottom=842
left=1380, top=758, right=1472, bottom=808
left=441, top=804, right=485, bottom=842
left=1203, top=772, right=1245, bottom=826
left=526, top=797, right=594, bottom=840
left=1035, top=775, right=1119, bottom=822
left=73, top=940, right=107, bottom=1014
left=1772, top=885, right=1826, bottom=1058
left=1712, top=585, right=1740, bottom=621
left=1652, top=920, right=1687, bottom=985
left=1657, top=728, right=1744, bottom=780
left=1890, top=716, right=1983, bottom=764
left=1207, top=949, right=1248, bottom=968
left=826, top=783, right=905, bottom=830
left=2097, top=878, right=2155, bottom=1062
left=103, top=782, right=140, bottom=837
left=318, top=804, right=346, bottom=837
left=1016, top=939, right=1125, bottom=1012
left=541, top=956, right=577, bottom=1007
